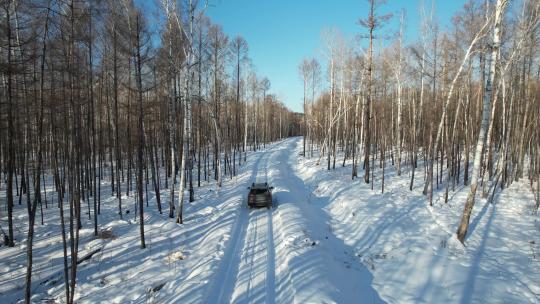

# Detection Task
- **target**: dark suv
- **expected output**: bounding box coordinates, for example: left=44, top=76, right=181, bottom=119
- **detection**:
left=247, top=182, right=274, bottom=209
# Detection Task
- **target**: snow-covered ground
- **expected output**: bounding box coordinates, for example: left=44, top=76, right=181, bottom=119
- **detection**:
left=294, top=139, right=540, bottom=304
left=1, top=137, right=539, bottom=303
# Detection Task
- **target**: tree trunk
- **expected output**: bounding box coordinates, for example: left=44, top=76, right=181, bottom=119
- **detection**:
left=457, top=0, right=507, bottom=243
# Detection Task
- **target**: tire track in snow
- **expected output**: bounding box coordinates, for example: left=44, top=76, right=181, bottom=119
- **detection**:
left=265, top=208, right=276, bottom=304
left=241, top=209, right=259, bottom=302
left=231, top=146, right=276, bottom=303
left=206, top=143, right=279, bottom=303
left=207, top=204, right=249, bottom=303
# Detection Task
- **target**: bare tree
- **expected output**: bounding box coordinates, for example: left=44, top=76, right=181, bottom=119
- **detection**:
left=457, top=0, right=508, bottom=243
left=231, top=36, right=249, bottom=161
left=358, top=0, right=391, bottom=183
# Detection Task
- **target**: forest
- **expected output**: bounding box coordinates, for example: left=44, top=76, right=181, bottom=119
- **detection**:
left=299, top=0, right=540, bottom=242
left=1, top=0, right=539, bottom=303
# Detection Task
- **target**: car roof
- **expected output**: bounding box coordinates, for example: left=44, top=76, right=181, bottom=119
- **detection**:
left=251, top=182, right=269, bottom=189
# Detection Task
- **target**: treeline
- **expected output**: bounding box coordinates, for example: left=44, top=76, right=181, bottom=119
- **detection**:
left=300, top=0, right=540, bottom=242
left=0, top=0, right=300, bottom=302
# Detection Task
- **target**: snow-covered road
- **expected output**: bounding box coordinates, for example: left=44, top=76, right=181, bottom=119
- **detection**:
left=208, top=145, right=277, bottom=304
left=206, top=138, right=383, bottom=303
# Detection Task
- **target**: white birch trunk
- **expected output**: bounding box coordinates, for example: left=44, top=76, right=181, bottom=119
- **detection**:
left=254, top=95, right=258, bottom=150
left=396, top=11, right=404, bottom=176
left=457, top=0, right=507, bottom=243
left=423, top=15, right=491, bottom=201
left=211, top=115, right=223, bottom=187
left=328, top=55, right=334, bottom=170
left=243, top=98, right=248, bottom=161
left=177, top=93, right=188, bottom=223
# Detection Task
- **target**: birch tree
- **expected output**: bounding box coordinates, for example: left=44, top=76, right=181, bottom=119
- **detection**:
left=457, top=0, right=508, bottom=243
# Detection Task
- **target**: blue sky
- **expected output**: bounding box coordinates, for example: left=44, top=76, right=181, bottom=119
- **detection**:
left=206, top=0, right=467, bottom=112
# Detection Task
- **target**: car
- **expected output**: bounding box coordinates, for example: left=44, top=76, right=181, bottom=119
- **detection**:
left=247, top=182, right=274, bottom=209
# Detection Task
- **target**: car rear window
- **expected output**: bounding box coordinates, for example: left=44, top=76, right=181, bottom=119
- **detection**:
left=252, top=189, right=267, bottom=195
